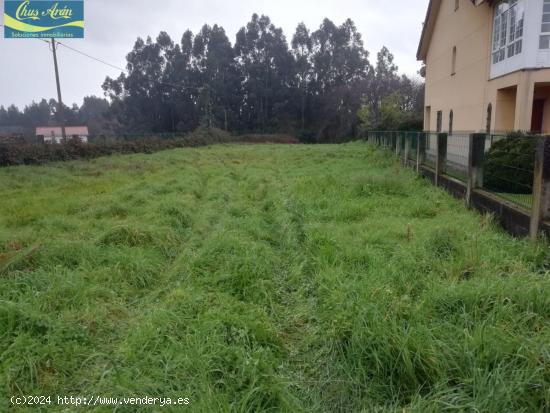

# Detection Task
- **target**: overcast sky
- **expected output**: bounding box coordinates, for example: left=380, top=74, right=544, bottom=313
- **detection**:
left=0, top=0, right=429, bottom=109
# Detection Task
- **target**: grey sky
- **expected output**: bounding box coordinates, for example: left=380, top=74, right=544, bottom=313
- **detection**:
left=0, top=0, right=429, bottom=109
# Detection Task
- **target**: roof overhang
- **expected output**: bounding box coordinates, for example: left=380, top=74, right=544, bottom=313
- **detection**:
left=417, top=0, right=441, bottom=62
left=417, top=0, right=493, bottom=62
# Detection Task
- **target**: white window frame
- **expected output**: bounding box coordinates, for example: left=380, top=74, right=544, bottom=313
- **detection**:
left=540, top=0, right=550, bottom=49
left=492, top=0, right=524, bottom=64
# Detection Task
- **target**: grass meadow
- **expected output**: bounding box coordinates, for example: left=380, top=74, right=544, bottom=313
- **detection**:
left=0, top=143, right=549, bottom=412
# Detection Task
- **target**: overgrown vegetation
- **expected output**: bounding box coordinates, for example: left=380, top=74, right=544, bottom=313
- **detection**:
left=484, top=132, right=536, bottom=194
left=0, top=143, right=548, bottom=411
left=0, top=127, right=298, bottom=167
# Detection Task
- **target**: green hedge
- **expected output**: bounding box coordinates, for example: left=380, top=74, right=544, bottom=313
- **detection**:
left=0, top=128, right=302, bottom=167
left=484, top=133, right=536, bottom=194
left=0, top=128, right=243, bottom=167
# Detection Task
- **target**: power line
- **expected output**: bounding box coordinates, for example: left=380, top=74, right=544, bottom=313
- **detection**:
left=56, top=41, right=126, bottom=72
left=38, top=39, right=125, bottom=72
left=37, top=40, right=204, bottom=92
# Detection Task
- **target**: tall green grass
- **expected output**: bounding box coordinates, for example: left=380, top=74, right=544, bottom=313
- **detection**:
left=0, top=143, right=548, bottom=412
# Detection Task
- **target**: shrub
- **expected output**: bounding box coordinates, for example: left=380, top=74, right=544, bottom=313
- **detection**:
left=0, top=128, right=236, bottom=167
left=484, top=132, right=536, bottom=194
left=238, top=134, right=300, bottom=144
left=297, top=130, right=317, bottom=144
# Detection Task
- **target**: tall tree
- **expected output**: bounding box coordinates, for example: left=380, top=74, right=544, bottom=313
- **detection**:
left=22, top=99, right=51, bottom=127
left=5, top=105, right=23, bottom=126
left=234, top=14, right=295, bottom=131
left=103, top=34, right=169, bottom=132
left=369, top=46, right=400, bottom=120
left=292, top=22, right=313, bottom=131
left=0, top=107, right=7, bottom=126
left=310, top=18, right=372, bottom=141
left=4, top=15, right=425, bottom=140
left=162, top=30, right=201, bottom=132
left=79, top=96, right=111, bottom=134
left=192, top=24, right=241, bottom=130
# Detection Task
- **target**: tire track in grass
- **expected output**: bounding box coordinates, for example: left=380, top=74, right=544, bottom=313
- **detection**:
left=251, top=152, right=333, bottom=411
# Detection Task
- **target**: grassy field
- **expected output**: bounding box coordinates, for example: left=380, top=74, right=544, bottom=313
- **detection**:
left=0, top=143, right=549, bottom=412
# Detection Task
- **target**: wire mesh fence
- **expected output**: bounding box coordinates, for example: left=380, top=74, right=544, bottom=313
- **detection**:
left=445, top=133, right=469, bottom=183
left=398, top=131, right=407, bottom=153
left=408, top=132, right=418, bottom=162
left=366, top=130, right=539, bottom=212
left=481, top=134, right=535, bottom=210
left=424, top=133, right=437, bottom=169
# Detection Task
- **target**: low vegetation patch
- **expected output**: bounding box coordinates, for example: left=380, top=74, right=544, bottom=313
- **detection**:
left=0, top=143, right=548, bottom=411
left=484, top=132, right=536, bottom=194
left=0, top=127, right=300, bottom=167
left=237, top=134, right=300, bottom=144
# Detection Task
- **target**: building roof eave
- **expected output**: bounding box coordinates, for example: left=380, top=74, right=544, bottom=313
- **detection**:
left=417, top=0, right=493, bottom=62
left=417, top=0, right=441, bottom=62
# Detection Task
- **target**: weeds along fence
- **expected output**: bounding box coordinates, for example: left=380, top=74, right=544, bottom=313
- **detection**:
left=366, top=131, right=550, bottom=240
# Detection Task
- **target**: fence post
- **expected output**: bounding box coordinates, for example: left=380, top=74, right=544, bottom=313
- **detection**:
left=530, top=136, right=550, bottom=240
left=435, top=133, right=448, bottom=186
left=465, top=133, right=486, bottom=207
left=404, top=133, right=410, bottom=166
left=417, top=132, right=426, bottom=172
left=395, top=132, right=401, bottom=157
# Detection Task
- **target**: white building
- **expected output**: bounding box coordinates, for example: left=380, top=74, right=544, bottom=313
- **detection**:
left=36, top=126, right=89, bottom=143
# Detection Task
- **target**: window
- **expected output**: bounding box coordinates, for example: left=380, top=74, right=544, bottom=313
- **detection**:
left=455, top=0, right=459, bottom=11
left=452, top=47, right=457, bottom=75
left=436, top=111, right=443, bottom=133
left=425, top=106, right=431, bottom=131
left=449, top=110, right=454, bottom=135
left=492, top=0, right=524, bottom=63
left=486, top=103, right=492, bottom=134
left=540, top=0, right=550, bottom=49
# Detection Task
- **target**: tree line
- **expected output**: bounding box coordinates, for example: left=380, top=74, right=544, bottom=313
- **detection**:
left=0, top=14, right=424, bottom=142
left=0, top=97, right=110, bottom=135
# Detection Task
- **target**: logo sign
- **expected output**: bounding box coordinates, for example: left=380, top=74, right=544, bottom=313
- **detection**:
left=4, top=0, right=84, bottom=39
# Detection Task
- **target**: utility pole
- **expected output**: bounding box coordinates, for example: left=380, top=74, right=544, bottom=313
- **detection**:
left=51, top=39, right=66, bottom=141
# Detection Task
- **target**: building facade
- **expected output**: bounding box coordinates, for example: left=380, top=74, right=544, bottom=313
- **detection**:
left=418, top=0, right=550, bottom=134
left=36, top=126, right=89, bottom=143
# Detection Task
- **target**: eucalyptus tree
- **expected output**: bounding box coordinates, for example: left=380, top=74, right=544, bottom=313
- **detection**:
left=292, top=22, right=313, bottom=131
left=234, top=14, right=295, bottom=131
left=310, top=18, right=372, bottom=141
left=103, top=33, right=170, bottom=132
left=191, top=24, right=241, bottom=130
